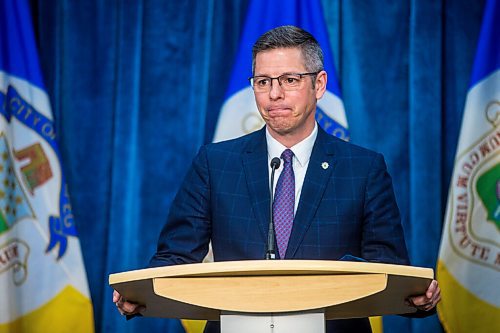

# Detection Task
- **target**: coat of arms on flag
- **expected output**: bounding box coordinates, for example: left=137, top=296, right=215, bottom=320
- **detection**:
left=0, top=130, right=34, bottom=287
left=447, top=99, right=499, bottom=269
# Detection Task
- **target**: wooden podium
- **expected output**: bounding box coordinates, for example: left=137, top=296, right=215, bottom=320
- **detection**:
left=109, top=260, right=433, bottom=332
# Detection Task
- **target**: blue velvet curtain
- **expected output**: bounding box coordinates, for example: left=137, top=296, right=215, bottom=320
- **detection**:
left=31, top=0, right=486, bottom=332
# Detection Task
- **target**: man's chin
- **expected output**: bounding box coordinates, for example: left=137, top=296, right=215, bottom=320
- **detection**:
left=267, top=123, right=294, bottom=136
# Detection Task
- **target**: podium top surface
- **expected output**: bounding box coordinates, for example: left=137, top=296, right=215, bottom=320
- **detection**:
left=109, top=259, right=433, bottom=284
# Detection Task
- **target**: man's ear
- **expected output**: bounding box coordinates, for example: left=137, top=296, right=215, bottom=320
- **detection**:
left=315, top=70, right=327, bottom=99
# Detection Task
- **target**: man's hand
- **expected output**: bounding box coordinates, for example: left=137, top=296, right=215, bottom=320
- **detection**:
left=113, top=290, right=145, bottom=316
left=406, top=279, right=441, bottom=311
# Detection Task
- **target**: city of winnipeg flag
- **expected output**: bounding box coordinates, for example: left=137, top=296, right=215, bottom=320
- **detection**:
left=437, top=0, right=500, bottom=332
left=213, top=0, right=349, bottom=143
left=0, top=1, right=94, bottom=332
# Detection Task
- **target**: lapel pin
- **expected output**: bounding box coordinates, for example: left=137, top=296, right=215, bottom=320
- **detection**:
left=321, top=162, right=329, bottom=170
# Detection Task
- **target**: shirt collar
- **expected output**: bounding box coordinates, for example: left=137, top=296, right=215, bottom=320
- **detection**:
left=266, top=123, right=318, bottom=168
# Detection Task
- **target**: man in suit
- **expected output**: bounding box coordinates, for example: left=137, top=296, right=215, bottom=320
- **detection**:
left=114, top=25, right=440, bottom=332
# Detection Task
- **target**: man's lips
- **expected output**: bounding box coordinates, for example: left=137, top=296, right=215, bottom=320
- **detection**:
left=266, top=106, right=291, bottom=114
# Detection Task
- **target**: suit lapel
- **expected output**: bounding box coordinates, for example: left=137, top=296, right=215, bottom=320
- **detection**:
left=286, top=128, right=337, bottom=258
left=242, top=128, right=270, bottom=244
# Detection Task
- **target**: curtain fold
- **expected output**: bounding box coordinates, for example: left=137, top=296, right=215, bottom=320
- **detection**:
left=100, top=2, right=145, bottom=331
left=32, top=0, right=486, bottom=332
left=407, top=2, right=443, bottom=332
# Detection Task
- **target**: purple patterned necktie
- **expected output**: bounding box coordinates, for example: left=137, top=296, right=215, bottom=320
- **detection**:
left=273, top=149, right=295, bottom=259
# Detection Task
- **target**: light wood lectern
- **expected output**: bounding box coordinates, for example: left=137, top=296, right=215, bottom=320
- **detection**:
left=109, top=260, right=433, bottom=333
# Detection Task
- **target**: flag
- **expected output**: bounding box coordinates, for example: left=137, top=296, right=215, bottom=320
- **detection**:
left=213, top=0, right=349, bottom=143
left=437, top=0, right=500, bottom=331
left=0, top=1, right=94, bottom=332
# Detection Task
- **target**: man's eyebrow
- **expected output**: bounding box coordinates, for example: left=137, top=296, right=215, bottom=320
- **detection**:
left=253, top=72, right=300, bottom=77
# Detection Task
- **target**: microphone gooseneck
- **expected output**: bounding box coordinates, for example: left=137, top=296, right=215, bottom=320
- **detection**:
left=266, top=157, right=281, bottom=259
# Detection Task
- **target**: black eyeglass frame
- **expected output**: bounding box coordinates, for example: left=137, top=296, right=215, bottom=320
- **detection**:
left=248, top=71, right=321, bottom=91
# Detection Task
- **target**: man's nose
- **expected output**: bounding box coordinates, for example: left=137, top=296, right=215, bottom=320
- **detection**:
left=269, top=78, right=284, bottom=99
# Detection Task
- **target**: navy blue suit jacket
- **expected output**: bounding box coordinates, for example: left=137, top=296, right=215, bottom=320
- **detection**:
left=150, top=126, right=410, bottom=332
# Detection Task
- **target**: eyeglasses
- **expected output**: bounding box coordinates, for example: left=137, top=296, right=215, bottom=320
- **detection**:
left=248, top=72, right=320, bottom=93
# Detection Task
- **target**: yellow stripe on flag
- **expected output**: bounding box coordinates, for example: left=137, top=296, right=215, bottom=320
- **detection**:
left=437, top=261, right=500, bottom=333
left=369, top=316, right=383, bottom=333
left=181, top=319, right=207, bottom=333
left=0, top=285, right=94, bottom=333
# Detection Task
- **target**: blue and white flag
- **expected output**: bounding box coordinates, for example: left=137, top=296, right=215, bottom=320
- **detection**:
left=213, top=0, right=349, bottom=142
left=437, top=0, right=500, bottom=332
left=0, top=1, right=94, bottom=331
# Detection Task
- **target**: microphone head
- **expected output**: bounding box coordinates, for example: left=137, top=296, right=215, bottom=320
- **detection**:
left=270, top=157, right=281, bottom=169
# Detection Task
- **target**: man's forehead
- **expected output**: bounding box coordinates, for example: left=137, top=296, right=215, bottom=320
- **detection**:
left=255, top=47, right=303, bottom=60
left=254, top=47, right=306, bottom=74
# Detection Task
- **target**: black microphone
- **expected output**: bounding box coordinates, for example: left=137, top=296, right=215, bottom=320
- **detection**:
left=266, top=157, right=281, bottom=259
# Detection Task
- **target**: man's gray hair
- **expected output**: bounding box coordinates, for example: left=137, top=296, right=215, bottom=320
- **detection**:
left=252, top=25, right=324, bottom=74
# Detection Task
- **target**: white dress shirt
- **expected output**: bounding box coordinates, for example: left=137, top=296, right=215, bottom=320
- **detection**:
left=266, top=123, right=318, bottom=214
